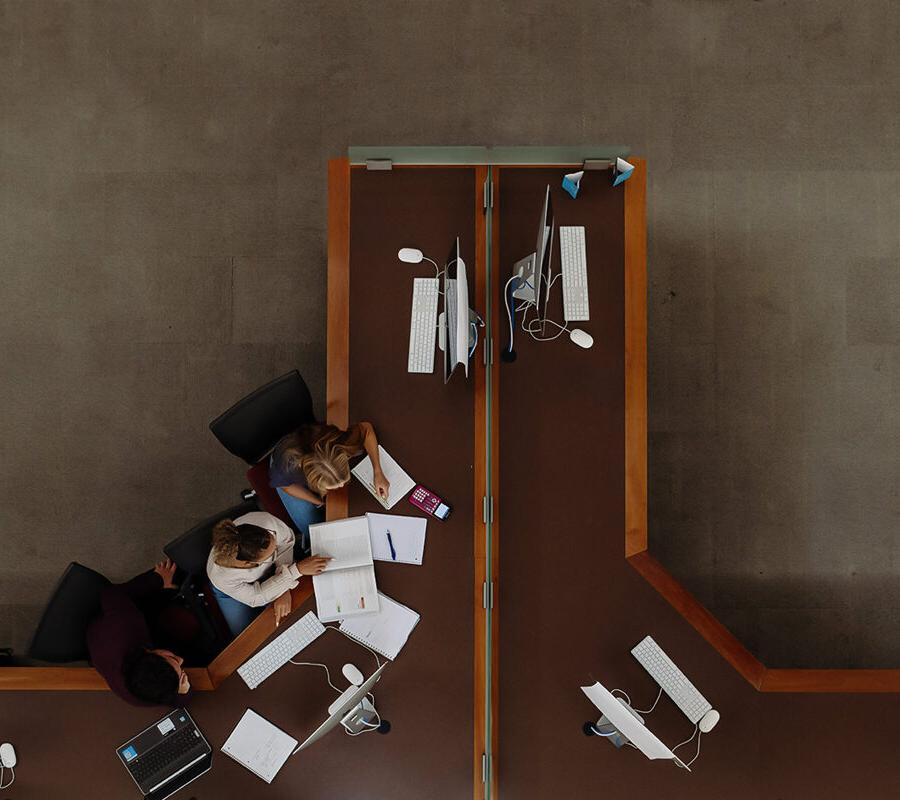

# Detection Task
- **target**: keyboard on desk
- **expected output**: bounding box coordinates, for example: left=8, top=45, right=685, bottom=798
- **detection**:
left=128, top=726, right=202, bottom=784
left=238, top=611, right=326, bottom=689
left=631, top=635, right=711, bottom=725
left=559, top=225, right=589, bottom=322
left=408, top=277, right=439, bottom=373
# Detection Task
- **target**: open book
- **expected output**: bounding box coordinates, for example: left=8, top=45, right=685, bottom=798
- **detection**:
left=308, top=517, right=379, bottom=622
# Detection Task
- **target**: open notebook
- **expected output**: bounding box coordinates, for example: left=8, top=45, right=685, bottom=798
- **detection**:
left=338, top=592, right=420, bottom=660
left=351, top=446, right=416, bottom=509
left=309, top=516, right=379, bottom=622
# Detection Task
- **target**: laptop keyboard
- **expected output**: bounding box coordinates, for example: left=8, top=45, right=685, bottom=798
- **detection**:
left=130, top=726, right=201, bottom=783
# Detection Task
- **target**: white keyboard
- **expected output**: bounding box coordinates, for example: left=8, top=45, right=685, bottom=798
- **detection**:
left=407, top=277, right=439, bottom=373
left=631, top=635, right=712, bottom=724
left=237, top=611, right=325, bottom=689
left=559, top=226, right=589, bottom=321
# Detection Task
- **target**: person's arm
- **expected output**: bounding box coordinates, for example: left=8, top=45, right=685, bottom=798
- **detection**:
left=100, top=569, right=164, bottom=613
left=219, top=568, right=301, bottom=608
left=280, top=482, right=324, bottom=505
left=357, top=421, right=390, bottom=500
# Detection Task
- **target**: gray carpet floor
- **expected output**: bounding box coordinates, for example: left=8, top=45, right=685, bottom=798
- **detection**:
left=1, top=1, right=899, bottom=667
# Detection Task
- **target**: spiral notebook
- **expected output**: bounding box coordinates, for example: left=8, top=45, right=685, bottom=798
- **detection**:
left=338, top=592, right=420, bottom=660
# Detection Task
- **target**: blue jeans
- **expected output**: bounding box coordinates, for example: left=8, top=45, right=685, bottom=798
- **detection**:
left=276, top=488, right=325, bottom=554
left=212, top=585, right=263, bottom=638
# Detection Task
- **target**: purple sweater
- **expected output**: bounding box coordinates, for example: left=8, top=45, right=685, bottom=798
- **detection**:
left=86, top=570, right=192, bottom=706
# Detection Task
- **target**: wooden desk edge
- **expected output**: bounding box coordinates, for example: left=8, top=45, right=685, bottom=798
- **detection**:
left=624, top=158, right=648, bottom=559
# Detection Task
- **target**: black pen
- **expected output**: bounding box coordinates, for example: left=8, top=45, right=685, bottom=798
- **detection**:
left=386, top=530, right=397, bottom=561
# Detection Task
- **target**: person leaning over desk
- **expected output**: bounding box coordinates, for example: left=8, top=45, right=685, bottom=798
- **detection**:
left=87, top=559, right=195, bottom=706
left=207, top=510, right=330, bottom=636
left=269, top=421, right=391, bottom=550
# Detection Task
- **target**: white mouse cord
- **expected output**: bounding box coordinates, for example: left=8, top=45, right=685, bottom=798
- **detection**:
left=289, top=660, right=340, bottom=693
left=683, top=732, right=702, bottom=767
left=325, top=624, right=382, bottom=669
left=631, top=687, right=664, bottom=715
left=672, top=723, right=699, bottom=752
left=0, top=765, right=13, bottom=789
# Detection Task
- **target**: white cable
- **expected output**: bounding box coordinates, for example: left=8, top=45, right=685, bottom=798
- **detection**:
left=0, top=766, right=14, bottom=789
left=672, top=723, right=699, bottom=752
left=683, top=732, right=702, bottom=767
left=610, top=688, right=631, bottom=706
left=503, top=275, right=518, bottom=350
left=289, top=660, right=341, bottom=693
left=632, top=687, right=664, bottom=715
left=325, top=624, right=382, bottom=669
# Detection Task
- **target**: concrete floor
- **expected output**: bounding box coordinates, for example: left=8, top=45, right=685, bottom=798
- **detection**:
left=1, top=1, right=898, bottom=666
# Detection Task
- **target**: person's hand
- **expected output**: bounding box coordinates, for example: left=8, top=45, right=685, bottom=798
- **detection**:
left=154, top=558, right=178, bottom=590
left=373, top=470, right=391, bottom=502
left=273, top=591, right=292, bottom=627
left=296, top=556, right=332, bottom=576
left=178, top=672, right=191, bottom=694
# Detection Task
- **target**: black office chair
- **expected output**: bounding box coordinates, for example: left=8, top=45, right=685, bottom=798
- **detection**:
left=209, top=369, right=317, bottom=528
left=209, top=370, right=316, bottom=465
left=164, top=500, right=259, bottom=653
left=27, top=562, right=111, bottom=663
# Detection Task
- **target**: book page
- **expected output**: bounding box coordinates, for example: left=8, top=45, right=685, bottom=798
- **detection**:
left=351, top=446, right=416, bottom=510
left=312, top=565, right=379, bottom=623
left=309, top=517, right=373, bottom=571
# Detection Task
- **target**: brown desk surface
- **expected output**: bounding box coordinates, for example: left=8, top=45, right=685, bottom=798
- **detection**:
left=495, top=167, right=900, bottom=798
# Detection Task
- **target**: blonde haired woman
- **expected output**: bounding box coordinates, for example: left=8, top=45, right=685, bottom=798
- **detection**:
left=269, top=421, right=390, bottom=550
left=207, top=510, right=329, bottom=636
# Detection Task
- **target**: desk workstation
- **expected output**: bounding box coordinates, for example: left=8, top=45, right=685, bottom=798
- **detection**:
left=2, top=147, right=900, bottom=800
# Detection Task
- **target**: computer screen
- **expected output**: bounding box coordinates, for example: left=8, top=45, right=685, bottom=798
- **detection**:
left=443, top=236, right=469, bottom=383
left=296, top=663, right=388, bottom=752
left=533, top=184, right=554, bottom=326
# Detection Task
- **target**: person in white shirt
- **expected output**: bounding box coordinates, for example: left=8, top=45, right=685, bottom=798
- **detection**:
left=207, top=511, right=329, bottom=636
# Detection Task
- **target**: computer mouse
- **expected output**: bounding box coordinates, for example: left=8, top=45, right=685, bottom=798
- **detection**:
left=398, top=247, right=423, bottom=264
left=569, top=328, right=593, bottom=349
left=342, top=663, right=364, bottom=687
left=0, top=742, right=16, bottom=768
left=698, top=709, right=720, bottom=733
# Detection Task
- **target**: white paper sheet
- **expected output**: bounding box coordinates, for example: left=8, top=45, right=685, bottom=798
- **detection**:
left=221, top=709, right=298, bottom=784
left=366, top=513, right=426, bottom=565
left=338, top=592, right=420, bottom=660
left=351, top=446, right=416, bottom=509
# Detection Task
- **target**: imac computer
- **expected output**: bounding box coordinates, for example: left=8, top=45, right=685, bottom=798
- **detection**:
left=295, top=663, right=388, bottom=753
left=441, top=236, right=472, bottom=383
left=581, top=681, right=690, bottom=771
left=512, top=183, right=555, bottom=327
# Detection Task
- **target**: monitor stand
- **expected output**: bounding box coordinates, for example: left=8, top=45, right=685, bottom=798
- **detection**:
left=582, top=696, right=645, bottom=749
left=437, top=309, right=481, bottom=353
left=511, top=253, right=536, bottom=302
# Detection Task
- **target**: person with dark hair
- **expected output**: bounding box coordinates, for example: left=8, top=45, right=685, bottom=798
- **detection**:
left=86, top=559, right=193, bottom=706
left=207, top=510, right=329, bottom=636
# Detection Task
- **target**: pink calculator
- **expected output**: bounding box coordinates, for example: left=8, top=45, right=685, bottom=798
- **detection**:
left=408, top=484, right=452, bottom=520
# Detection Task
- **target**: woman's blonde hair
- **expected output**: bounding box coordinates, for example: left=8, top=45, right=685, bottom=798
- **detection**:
left=300, top=425, right=357, bottom=496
